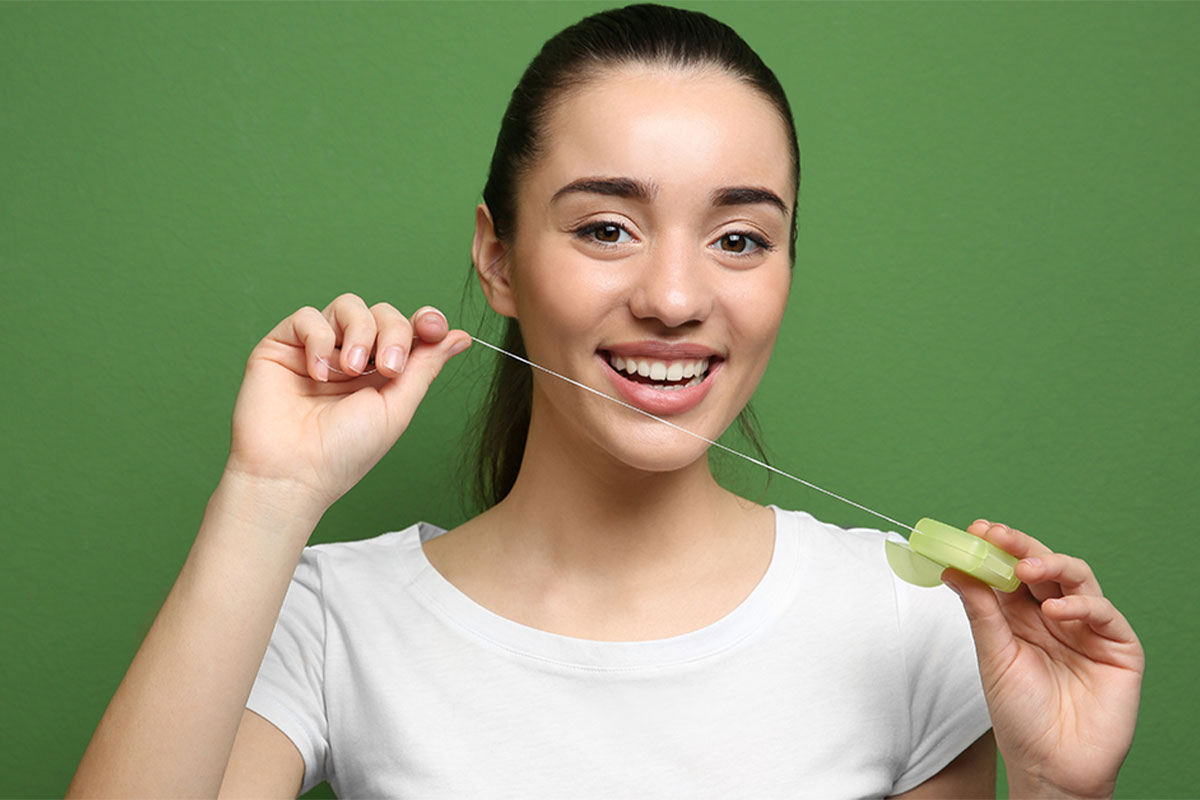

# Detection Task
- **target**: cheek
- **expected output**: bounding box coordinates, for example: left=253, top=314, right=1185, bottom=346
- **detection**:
left=514, top=256, right=624, bottom=349
left=727, top=270, right=791, bottom=349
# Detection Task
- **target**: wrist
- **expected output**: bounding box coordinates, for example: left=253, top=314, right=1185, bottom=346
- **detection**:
left=208, top=468, right=328, bottom=536
left=1007, top=772, right=1114, bottom=800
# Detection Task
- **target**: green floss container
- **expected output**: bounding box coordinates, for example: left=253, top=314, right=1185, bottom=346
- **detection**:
left=886, top=518, right=1020, bottom=592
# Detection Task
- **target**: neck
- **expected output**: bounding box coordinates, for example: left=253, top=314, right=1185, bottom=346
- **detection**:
left=484, top=394, right=758, bottom=593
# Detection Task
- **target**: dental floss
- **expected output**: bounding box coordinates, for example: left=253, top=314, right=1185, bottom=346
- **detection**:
left=319, top=338, right=915, bottom=535
left=316, top=336, right=1022, bottom=590
left=466, top=336, right=920, bottom=536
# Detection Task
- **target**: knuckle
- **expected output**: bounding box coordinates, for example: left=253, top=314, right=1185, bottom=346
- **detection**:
left=1103, top=600, right=1122, bottom=624
left=321, top=293, right=360, bottom=319
left=1071, top=555, right=1096, bottom=579
left=1077, top=595, right=1101, bottom=616
left=244, top=346, right=262, bottom=371
left=346, top=313, right=377, bottom=335
left=308, top=321, right=335, bottom=343
left=1048, top=553, right=1076, bottom=576
left=339, top=304, right=376, bottom=337
left=369, top=301, right=399, bottom=315
left=386, top=312, right=414, bottom=338
left=371, top=302, right=406, bottom=334
left=297, top=307, right=333, bottom=336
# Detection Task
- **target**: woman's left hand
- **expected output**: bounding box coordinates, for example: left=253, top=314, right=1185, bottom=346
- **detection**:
left=940, top=520, right=1144, bottom=799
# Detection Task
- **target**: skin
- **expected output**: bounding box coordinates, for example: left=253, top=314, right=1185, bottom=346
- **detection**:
left=226, top=64, right=1143, bottom=797
left=439, top=65, right=792, bottom=634
left=943, top=521, right=1144, bottom=798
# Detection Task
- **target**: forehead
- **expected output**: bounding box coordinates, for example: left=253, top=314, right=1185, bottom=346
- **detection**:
left=528, top=65, right=793, bottom=210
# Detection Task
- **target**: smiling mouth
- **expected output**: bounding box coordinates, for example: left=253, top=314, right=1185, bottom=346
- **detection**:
left=599, top=351, right=718, bottom=391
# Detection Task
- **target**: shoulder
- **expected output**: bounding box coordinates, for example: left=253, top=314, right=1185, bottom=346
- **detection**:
left=770, top=505, right=967, bottom=627
left=771, top=505, right=907, bottom=570
left=299, top=521, right=446, bottom=584
left=772, top=508, right=980, bottom=669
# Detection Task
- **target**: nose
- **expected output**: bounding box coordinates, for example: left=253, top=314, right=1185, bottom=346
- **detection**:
left=627, top=236, right=713, bottom=328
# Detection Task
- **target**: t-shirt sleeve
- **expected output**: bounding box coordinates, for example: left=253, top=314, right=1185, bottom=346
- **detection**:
left=886, top=534, right=994, bottom=795
left=245, top=546, right=330, bottom=795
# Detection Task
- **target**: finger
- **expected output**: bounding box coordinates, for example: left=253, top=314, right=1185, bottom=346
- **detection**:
left=1016, top=553, right=1104, bottom=600
left=941, top=567, right=1020, bottom=673
left=282, top=306, right=336, bottom=382
left=967, top=521, right=1028, bottom=602
left=966, top=520, right=1054, bottom=561
left=410, top=305, right=450, bottom=344
left=376, top=329, right=472, bottom=435
left=369, top=301, right=414, bottom=378
left=1041, top=594, right=1140, bottom=645
left=962, top=520, right=1052, bottom=606
left=321, top=293, right=377, bottom=375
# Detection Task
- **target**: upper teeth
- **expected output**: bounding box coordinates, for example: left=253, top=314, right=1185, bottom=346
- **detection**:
left=608, top=354, right=710, bottom=381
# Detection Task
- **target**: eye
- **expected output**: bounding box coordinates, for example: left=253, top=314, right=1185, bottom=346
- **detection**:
left=572, top=220, right=775, bottom=257
left=573, top=220, right=634, bottom=247
left=713, top=230, right=774, bottom=257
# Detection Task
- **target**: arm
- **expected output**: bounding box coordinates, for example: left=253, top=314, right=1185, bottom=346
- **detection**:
left=65, top=475, right=320, bottom=797
left=66, top=295, right=472, bottom=796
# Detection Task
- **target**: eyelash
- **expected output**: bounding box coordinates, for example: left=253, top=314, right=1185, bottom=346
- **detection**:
left=571, top=219, right=775, bottom=257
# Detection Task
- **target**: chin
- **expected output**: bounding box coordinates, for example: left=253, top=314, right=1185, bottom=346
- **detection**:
left=591, top=418, right=722, bottom=475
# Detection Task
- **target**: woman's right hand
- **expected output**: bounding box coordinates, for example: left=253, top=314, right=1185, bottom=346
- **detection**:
left=222, top=293, right=472, bottom=518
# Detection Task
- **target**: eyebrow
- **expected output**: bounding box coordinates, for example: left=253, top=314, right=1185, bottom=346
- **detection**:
left=550, top=176, right=789, bottom=217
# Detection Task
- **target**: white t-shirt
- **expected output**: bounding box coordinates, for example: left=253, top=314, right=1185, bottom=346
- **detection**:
left=246, top=506, right=991, bottom=798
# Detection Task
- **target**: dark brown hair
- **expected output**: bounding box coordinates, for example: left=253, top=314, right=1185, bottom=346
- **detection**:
left=468, top=3, right=800, bottom=510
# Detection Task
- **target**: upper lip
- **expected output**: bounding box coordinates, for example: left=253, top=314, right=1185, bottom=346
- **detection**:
left=600, top=340, right=723, bottom=360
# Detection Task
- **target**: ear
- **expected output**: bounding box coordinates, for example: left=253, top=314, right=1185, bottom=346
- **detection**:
left=472, top=203, right=517, bottom=318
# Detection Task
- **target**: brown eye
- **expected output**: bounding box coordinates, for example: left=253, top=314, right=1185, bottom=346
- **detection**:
left=716, top=231, right=770, bottom=256
left=721, top=233, right=750, bottom=253
left=574, top=221, right=633, bottom=247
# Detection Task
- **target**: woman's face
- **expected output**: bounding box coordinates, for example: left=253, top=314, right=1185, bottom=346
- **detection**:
left=486, top=65, right=794, bottom=473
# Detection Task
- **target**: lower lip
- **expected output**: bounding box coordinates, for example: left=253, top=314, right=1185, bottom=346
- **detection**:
left=597, top=353, right=721, bottom=417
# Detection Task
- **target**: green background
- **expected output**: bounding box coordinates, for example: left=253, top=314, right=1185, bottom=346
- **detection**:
left=2, top=1, right=1196, bottom=797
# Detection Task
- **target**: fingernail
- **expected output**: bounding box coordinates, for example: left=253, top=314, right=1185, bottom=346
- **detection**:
left=348, top=346, right=368, bottom=373
left=447, top=338, right=470, bottom=357
left=419, top=308, right=448, bottom=329
left=315, top=360, right=329, bottom=382
left=381, top=347, right=406, bottom=373
left=1020, top=557, right=1042, bottom=569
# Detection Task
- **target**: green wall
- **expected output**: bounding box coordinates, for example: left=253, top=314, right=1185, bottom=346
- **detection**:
left=3, top=2, right=1196, bottom=797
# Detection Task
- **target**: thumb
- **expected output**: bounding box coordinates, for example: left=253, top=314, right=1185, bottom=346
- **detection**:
left=377, top=331, right=472, bottom=436
left=942, top=567, right=1018, bottom=674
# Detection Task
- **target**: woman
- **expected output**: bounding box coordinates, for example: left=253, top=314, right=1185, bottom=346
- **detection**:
left=68, top=4, right=1143, bottom=798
